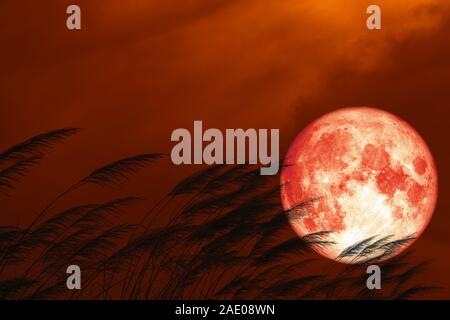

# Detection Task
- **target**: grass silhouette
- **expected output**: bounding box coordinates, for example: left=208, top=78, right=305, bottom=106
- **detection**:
left=0, top=129, right=439, bottom=299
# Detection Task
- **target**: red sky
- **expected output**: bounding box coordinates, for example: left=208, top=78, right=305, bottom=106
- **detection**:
left=1, top=0, right=450, bottom=298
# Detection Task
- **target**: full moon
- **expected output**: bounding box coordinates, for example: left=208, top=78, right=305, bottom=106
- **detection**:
left=281, top=107, right=438, bottom=263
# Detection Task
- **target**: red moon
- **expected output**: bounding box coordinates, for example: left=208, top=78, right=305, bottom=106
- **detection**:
left=281, top=107, right=438, bottom=263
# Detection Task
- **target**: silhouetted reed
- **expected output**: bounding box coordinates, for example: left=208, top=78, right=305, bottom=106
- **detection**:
left=0, top=128, right=81, bottom=164
left=0, top=129, right=439, bottom=300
